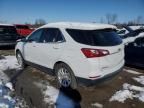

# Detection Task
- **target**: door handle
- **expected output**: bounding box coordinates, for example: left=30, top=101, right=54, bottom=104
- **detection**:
left=53, top=46, right=59, bottom=49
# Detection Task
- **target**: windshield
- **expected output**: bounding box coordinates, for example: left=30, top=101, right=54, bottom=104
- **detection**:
left=0, top=26, right=17, bottom=35
left=124, top=26, right=133, bottom=32
left=0, top=26, right=18, bottom=40
left=66, top=29, right=122, bottom=46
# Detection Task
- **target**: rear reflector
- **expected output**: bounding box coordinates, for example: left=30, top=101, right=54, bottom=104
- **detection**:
left=81, top=48, right=109, bottom=58
left=89, top=75, right=101, bottom=79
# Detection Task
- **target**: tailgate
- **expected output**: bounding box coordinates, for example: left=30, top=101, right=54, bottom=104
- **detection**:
left=99, top=44, right=124, bottom=71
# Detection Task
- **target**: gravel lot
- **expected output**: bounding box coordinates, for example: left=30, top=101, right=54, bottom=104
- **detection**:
left=0, top=48, right=144, bottom=108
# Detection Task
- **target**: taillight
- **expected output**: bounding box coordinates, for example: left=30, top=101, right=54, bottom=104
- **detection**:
left=81, top=48, right=109, bottom=58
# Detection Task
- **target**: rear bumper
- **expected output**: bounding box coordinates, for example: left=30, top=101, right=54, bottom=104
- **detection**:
left=77, top=65, right=124, bottom=86
left=0, top=42, right=16, bottom=46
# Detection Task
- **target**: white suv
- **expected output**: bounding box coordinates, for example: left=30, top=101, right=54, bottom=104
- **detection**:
left=15, top=22, right=124, bottom=88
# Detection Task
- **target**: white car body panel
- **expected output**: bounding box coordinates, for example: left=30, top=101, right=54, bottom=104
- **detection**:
left=15, top=22, right=124, bottom=81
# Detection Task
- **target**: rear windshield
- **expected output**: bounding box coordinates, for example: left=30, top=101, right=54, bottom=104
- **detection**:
left=0, top=26, right=17, bottom=35
left=15, top=25, right=29, bottom=29
left=66, top=29, right=122, bottom=46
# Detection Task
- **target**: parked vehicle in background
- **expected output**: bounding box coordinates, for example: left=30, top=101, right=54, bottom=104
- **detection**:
left=129, top=26, right=144, bottom=30
left=14, top=24, right=34, bottom=37
left=0, top=24, right=19, bottom=47
left=15, top=22, right=124, bottom=89
left=117, top=25, right=144, bottom=39
left=125, top=36, right=144, bottom=67
left=117, top=25, right=144, bottom=67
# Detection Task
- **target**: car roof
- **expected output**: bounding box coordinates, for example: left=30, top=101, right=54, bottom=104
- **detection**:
left=129, top=26, right=144, bottom=30
left=40, top=22, right=116, bottom=30
left=0, top=23, right=14, bottom=26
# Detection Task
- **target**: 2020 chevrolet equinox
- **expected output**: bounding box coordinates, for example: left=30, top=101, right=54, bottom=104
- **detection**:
left=15, top=22, right=124, bottom=88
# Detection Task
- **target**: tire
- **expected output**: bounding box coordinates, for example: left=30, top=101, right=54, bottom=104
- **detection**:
left=55, top=63, right=77, bottom=89
left=16, top=51, right=26, bottom=69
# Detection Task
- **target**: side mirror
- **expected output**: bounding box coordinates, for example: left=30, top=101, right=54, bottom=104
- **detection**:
left=17, top=38, right=35, bottom=43
left=27, top=38, right=34, bottom=42
left=17, top=38, right=27, bottom=42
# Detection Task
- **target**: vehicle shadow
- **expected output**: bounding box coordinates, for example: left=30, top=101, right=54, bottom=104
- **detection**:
left=6, top=68, right=82, bottom=108
left=6, top=69, right=25, bottom=89
left=10, top=69, right=24, bottom=82
left=56, top=87, right=82, bottom=108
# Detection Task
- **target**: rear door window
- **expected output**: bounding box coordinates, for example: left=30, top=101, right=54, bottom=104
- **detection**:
left=66, top=29, right=122, bottom=46
left=42, top=28, right=64, bottom=43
